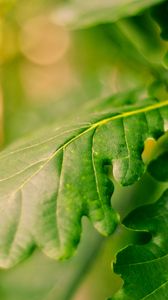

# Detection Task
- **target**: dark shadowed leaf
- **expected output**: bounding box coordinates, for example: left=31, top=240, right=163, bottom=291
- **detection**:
left=111, top=189, right=168, bottom=300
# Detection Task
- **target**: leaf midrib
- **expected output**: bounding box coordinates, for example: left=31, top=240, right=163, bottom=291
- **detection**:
left=4, top=99, right=168, bottom=197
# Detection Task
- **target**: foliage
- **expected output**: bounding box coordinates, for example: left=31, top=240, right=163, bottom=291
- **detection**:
left=55, top=0, right=165, bottom=29
left=111, top=190, right=168, bottom=300
left=0, top=0, right=168, bottom=299
left=0, top=99, right=167, bottom=268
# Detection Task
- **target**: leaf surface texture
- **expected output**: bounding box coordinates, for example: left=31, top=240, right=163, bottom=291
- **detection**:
left=112, top=189, right=168, bottom=300
left=0, top=99, right=168, bottom=268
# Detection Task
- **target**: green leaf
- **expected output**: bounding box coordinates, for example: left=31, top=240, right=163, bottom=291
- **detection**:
left=148, top=132, right=168, bottom=182
left=147, top=132, right=168, bottom=182
left=111, top=189, right=168, bottom=300
left=0, top=220, right=102, bottom=300
left=148, top=152, right=168, bottom=182
left=0, top=99, right=168, bottom=269
left=151, top=1, right=168, bottom=40
left=55, top=0, right=165, bottom=29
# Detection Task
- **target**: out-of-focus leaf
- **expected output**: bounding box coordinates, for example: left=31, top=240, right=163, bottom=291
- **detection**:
left=54, top=0, right=165, bottom=29
left=111, top=189, right=168, bottom=300
left=151, top=1, right=168, bottom=69
left=115, top=14, right=166, bottom=64
left=151, top=1, right=168, bottom=41
left=2, top=21, right=159, bottom=145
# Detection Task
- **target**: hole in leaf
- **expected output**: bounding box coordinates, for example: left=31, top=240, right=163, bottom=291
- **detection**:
left=142, top=137, right=157, bottom=164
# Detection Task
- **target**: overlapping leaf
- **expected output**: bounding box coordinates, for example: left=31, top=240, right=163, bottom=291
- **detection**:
left=148, top=152, right=168, bottom=181
left=146, top=130, right=168, bottom=181
left=0, top=99, right=168, bottom=268
left=55, top=0, right=165, bottom=29
left=111, top=189, right=168, bottom=300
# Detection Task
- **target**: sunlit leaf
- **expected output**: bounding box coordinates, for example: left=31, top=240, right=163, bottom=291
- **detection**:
left=0, top=98, right=168, bottom=268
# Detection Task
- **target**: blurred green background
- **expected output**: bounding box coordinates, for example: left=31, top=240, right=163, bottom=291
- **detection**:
left=0, top=1, right=168, bottom=299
